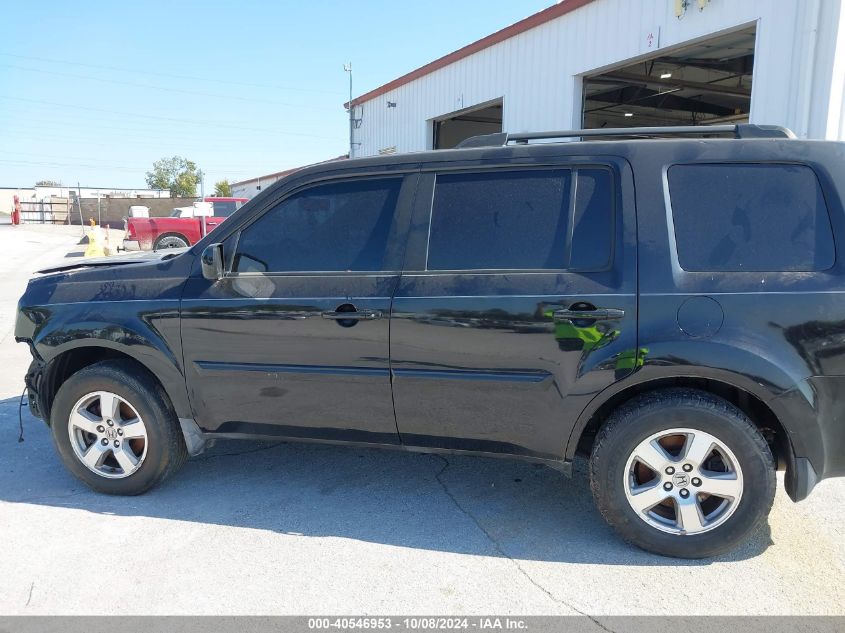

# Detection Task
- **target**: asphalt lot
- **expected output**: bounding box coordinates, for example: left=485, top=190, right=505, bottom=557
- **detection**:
left=0, top=224, right=843, bottom=617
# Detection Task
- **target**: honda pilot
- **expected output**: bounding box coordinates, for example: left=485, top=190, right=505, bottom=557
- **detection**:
left=16, top=124, right=845, bottom=558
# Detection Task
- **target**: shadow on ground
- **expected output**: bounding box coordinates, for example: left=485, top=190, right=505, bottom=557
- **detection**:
left=0, top=397, right=772, bottom=566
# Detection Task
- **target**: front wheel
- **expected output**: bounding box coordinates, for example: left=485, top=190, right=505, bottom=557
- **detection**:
left=50, top=360, right=187, bottom=495
left=589, top=388, right=775, bottom=558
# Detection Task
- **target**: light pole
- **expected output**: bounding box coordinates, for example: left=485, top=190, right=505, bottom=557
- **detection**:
left=344, top=63, right=354, bottom=159
left=198, top=169, right=206, bottom=238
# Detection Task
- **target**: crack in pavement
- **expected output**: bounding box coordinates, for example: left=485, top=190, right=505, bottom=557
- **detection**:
left=9, top=489, right=89, bottom=505
left=431, top=455, right=615, bottom=633
left=192, top=442, right=287, bottom=463
left=25, top=582, right=34, bottom=607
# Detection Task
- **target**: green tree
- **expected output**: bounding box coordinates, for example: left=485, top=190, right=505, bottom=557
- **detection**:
left=213, top=179, right=232, bottom=197
left=35, top=179, right=61, bottom=186
left=145, top=156, right=201, bottom=197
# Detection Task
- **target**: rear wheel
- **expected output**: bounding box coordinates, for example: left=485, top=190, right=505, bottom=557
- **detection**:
left=153, top=233, right=189, bottom=249
left=50, top=360, right=187, bottom=495
left=589, top=388, right=775, bottom=558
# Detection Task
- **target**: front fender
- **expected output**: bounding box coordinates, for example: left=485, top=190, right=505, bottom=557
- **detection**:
left=16, top=256, right=194, bottom=419
left=28, top=300, right=191, bottom=419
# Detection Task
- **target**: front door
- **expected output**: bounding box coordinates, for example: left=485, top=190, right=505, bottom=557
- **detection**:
left=390, top=162, right=638, bottom=459
left=180, top=174, right=416, bottom=444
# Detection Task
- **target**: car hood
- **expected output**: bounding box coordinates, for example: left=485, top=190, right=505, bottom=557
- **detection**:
left=37, top=248, right=188, bottom=274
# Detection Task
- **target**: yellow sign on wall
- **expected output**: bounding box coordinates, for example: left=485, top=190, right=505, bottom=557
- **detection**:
left=676, top=0, right=709, bottom=18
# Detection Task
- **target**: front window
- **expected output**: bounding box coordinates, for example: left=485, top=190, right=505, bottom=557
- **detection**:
left=233, top=179, right=401, bottom=273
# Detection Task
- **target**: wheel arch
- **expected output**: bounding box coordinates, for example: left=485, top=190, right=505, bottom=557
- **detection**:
left=569, top=375, right=788, bottom=464
left=154, top=232, right=191, bottom=248
left=38, top=342, right=191, bottom=423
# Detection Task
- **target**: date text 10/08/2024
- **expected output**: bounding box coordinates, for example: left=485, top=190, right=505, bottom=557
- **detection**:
left=307, top=617, right=528, bottom=630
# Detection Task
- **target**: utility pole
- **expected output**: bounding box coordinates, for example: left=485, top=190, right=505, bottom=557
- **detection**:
left=198, top=169, right=206, bottom=238
left=76, top=182, right=84, bottom=235
left=344, top=63, right=354, bottom=159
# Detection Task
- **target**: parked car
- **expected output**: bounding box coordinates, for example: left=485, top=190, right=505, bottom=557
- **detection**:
left=15, top=125, right=845, bottom=558
left=123, top=197, right=247, bottom=250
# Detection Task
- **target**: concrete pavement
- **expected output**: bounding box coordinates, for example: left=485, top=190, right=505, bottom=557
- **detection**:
left=0, top=224, right=843, bottom=617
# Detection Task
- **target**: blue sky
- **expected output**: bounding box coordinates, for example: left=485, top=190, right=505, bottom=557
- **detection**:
left=0, top=0, right=552, bottom=189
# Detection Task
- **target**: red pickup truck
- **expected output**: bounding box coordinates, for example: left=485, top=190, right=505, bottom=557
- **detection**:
left=123, top=197, right=247, bottom=250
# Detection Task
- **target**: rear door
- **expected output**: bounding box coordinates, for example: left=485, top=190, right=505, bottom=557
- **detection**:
left=180, top=173, right=417, bottom=444
left=390, top=158, right=637, bottom=459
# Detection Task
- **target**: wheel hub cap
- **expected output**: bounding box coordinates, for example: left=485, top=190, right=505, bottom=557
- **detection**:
left=67, top=391, right=148, bottom=479
left=672, top=472, right=690, bottom=487
left=623, top=427, right=744, bottom=536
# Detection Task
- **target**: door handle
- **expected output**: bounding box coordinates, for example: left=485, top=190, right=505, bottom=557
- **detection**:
left=553, top=308, right=625, bottom=322
left=321, top=309, right=383, bottom=321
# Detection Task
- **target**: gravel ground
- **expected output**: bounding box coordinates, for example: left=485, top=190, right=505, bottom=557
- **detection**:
left=0, top=224, right=843, bottom=617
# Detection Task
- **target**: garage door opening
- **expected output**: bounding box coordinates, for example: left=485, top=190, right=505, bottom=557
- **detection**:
left=582, top=27, right=755, bottom=129
left=433, top=100, right=503, bottom=149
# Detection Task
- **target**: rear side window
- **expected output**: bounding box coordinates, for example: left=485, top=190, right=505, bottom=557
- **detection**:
left=571, top=169, right=614, bottom=270
left=668, top=164, right=835, bottom=272
left=233, top=178, right=401, bottom=273
left=211, top=201, right=240, bottom=217
left=426, top=168, right=613, bottom=271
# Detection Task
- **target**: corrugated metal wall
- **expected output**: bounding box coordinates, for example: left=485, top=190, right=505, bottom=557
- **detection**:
left=353, top=0, right=845, bottom=157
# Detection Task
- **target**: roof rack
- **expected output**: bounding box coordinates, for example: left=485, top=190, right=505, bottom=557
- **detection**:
left=455, top=124, right=796, bottom=149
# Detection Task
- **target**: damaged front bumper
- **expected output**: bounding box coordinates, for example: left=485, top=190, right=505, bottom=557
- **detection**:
left=23, top=355, right=47, bottom=422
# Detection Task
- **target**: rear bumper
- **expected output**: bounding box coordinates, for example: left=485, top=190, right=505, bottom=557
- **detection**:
left=774, top=375, right=845, bottom=501
left=122, top=239, right=141, bottom=251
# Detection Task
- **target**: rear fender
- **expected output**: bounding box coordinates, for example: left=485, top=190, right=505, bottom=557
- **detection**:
left=565, top=341, right=824, bottom=497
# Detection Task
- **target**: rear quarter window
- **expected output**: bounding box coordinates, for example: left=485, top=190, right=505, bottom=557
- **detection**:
left=668, top=163, right=835, bottom=272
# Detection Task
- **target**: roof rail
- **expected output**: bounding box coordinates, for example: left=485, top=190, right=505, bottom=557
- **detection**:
left=455, top=124, right=796, bottom=149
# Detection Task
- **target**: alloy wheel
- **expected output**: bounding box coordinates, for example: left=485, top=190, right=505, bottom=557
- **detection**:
left=67, top=390, right=148, bottom=479
left=622, top=427, right=744, bottom=535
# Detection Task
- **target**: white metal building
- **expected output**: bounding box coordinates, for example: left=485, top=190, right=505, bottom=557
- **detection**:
left=347, top=0, right=845, bottom=157
left=231, top=156, right=348, bottom=199
left=230, top=168, right=301, bottom=200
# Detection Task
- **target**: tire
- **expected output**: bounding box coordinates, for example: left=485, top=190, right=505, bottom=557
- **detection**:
left=153, top=233, right=189, bottom=249
left=589, top=388, right=775, bottom=558
left=50, top=360, right=187, bottom=495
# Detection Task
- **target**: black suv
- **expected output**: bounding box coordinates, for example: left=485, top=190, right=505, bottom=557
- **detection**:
left=16, top=124, right=845, bottom=558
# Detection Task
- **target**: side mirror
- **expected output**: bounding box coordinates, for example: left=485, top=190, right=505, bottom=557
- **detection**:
left=201, top=243, right=224, bottom=281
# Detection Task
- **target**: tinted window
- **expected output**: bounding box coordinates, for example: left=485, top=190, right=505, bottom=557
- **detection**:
left=427, top=170, right=571, bottom=270
left=570, top=169, right=614, bottom=270
left=669, top=164, right=835, bottom=272
left=233, top=178, right=401, bottom=273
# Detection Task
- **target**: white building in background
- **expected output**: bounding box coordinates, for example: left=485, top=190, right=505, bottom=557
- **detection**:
left=347, top=0, right=845, bottom=156
left=231, top=156, right=348, bottom=199
left=230, top=167, right=302, bottom=199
